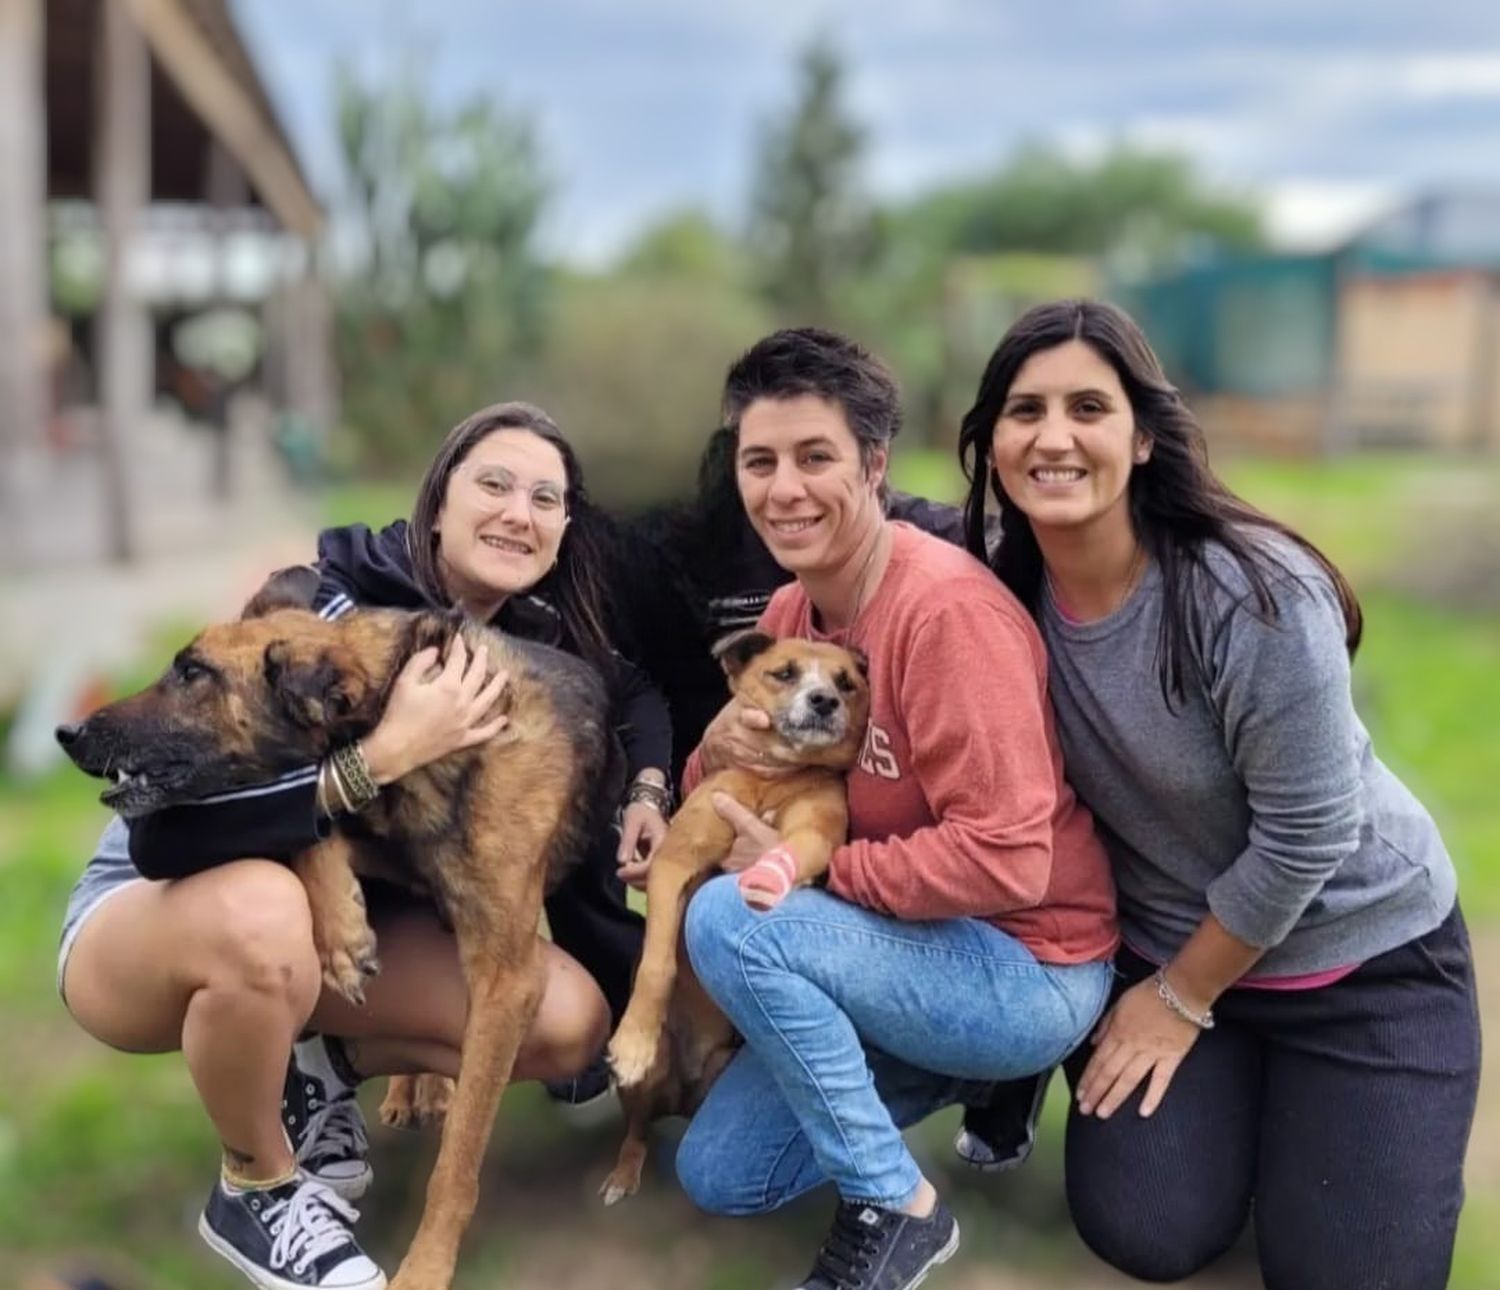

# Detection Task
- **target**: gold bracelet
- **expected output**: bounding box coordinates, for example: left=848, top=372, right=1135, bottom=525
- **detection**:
left=330, top=742, right=380, bottom=812
left=323, top=755, right=356, bottom=814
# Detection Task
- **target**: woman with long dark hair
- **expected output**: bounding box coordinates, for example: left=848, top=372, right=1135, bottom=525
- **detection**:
left=958, top=299, right=1478, bottom=1289
left=55, top=402, right=671, bottom=1290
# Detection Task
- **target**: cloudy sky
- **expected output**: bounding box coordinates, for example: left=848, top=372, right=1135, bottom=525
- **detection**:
left=234, top=0, right=1500, bottom=262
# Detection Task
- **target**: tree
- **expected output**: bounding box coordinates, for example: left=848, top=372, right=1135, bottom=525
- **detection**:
left=747, top=38, right=874, bottom=325
left=331, top=64, right=551, bottom=470
left=893, top=144, right=1264, bottom=269
left=616, top=207, right=747, bottom=288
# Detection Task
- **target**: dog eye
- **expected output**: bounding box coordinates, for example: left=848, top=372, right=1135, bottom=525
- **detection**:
left=768, top=663, right=798, bottom=683
left=176, top=659, right=209, bottom=684
left=834, top=672, right=858, bottom=694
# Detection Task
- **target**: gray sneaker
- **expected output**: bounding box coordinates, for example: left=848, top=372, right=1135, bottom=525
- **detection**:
left=795, top=1198, right=960, bottom=1290
left=198, top=1176, right=385, bottom=1290
left=285, top=1041, right=372, bottom=1201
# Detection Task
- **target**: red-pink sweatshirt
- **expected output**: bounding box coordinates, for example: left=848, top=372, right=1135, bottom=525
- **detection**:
left=687, top=523, right=1119, bottom=966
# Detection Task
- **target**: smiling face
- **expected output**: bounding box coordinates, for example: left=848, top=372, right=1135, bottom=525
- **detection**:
left=435, top=428, right=569, bottom=613
left=735, top=395, right=887, bottom=578
left=989, top=339, right=1150, bottom=537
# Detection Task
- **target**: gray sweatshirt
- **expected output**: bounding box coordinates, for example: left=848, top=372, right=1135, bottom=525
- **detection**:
left=1040, top=536, right=1456, bottom=976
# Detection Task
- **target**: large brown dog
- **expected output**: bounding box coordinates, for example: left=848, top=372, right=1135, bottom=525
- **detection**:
left=601, top=632, right=869, bottom=1204
left=56, top=588, right=621, bottom=1290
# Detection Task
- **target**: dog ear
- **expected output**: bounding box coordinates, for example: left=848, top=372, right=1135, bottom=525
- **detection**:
left=241, top=565, right=321, bottom=620
left=263, top=640, right=370, bottom=735
left=404, top=609, right=466, bottom=661
left=713, top=630, right=777, bottom=681
left=847, top=646, right=870, bottom=679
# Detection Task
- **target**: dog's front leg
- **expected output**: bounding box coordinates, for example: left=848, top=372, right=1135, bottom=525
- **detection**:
left=608, top=786, right=736, bottom=1088
left=294, top=835, right=379, bottom=1006
left=739, top=783, right=849, bottom=910
left=388, top=928, right=544, bottom=1290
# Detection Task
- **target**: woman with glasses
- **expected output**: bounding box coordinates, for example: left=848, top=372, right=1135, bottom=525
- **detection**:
left=54, top=402, right=671, bottom=1290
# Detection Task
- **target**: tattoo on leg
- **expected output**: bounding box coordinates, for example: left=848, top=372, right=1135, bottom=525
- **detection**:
left=223, top=1144, right=257, bottom=1171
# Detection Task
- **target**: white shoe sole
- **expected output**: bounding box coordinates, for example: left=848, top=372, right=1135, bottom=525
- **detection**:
left=907, top=1219, right=960, bottom=1288
left=197, top=1213, right=387, bottom=1290
left=306, top=1163, right=374, bottom=1203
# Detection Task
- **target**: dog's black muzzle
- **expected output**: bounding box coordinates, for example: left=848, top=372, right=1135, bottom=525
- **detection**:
left=55, top=714, right=208, bottom=819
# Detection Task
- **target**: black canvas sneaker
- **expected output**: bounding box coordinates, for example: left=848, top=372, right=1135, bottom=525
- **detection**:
left=286, top=1038, right=373, bottom=1201
left=954, top=1068, right=1052, bottom=1172
left=198, top=1175, right=385, bottom=1290
left=543, top=1051, right=613, bottom=1108
left=795, top=1198, right=960, bottom=1290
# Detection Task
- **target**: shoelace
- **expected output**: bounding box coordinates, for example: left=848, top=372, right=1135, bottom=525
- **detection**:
left=811, top=1204, right=886, bottom=1288
left=264, top=1179, right=362, bottom=1275
left=297, top=1095, right=368, bottom=1168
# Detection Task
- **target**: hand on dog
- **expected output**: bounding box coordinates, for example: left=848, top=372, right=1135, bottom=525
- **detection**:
left=698, top=700, right=783, bottom=775
left=362, top=639, right=510, bottom=784
left=1075, top=977, right=1201, bottom=1120
left=711, top=793, right=781, bottom=872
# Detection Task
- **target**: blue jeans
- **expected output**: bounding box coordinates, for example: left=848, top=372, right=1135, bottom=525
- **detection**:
left=676, top=875, right=1112, bottom=1214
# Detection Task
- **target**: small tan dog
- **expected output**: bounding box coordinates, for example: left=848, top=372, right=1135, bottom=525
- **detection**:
left=601, top=632, right=870, bottom=1204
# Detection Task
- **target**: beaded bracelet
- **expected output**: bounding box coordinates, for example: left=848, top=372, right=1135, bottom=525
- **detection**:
left=1153, top=968, right=1215, bottom=1030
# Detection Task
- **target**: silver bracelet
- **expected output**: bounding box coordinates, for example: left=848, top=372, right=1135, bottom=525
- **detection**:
left=625, top=777, right=672, bottom=816
left=1153, top=969, right=1215, bottom=1030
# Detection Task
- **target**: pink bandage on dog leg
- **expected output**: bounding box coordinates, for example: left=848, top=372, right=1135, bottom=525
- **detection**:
left=738, top=846, right=800, bottom=910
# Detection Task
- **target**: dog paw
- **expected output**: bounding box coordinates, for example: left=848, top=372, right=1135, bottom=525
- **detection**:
left=599, top=1168, right=641, bottom=1207
left=738, top=851, right=797, bottom=910
left=379, top=1074, right=417, bottom=1129
left=606, top=1028, right=659, bottom=1089
left=321, top=948, right=376, bottom=1007
left=409, top=1073, right=454, bottom=1127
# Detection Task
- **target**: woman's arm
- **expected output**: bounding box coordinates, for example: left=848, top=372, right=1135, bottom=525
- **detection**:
left=1200, top=573, right=1365, bottom=947
left=610, top=655, right=673, bottom=868
left=130, top=640, right=508, bottom=878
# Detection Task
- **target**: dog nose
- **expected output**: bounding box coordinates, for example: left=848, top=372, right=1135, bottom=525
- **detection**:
left=808, top=690, right=840, bottom=718
left=56, top=721, right=83, bottom=748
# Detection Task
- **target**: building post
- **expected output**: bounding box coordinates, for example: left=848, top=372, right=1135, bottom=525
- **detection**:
left=95, top=0, right=153, bottom=562
left=0, top=0, right=48, bottom=570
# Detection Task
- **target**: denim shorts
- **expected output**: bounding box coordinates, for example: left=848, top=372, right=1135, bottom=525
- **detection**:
left=57, top=816, right=145, bottom=1004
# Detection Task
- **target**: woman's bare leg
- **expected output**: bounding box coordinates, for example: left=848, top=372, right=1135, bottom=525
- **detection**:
left=63, top=864, right=611, bottom=1183
left=307, top=905, right=611, bottom=1084
left=63, top=860, right=319, bottom=1183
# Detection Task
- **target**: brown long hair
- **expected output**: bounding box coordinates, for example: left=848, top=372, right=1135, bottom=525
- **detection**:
left=957, top=299, right=1362, bottom=704
left=406, top=401, right=616, bottom=674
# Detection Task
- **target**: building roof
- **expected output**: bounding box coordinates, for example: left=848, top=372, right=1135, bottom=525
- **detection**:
left=45, top=0, right=322, bottom=236
left=1345, top=191, right=1500, bottom=271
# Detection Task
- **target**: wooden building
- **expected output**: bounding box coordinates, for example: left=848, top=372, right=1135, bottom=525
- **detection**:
left=0, top=0, right=326, bottom=569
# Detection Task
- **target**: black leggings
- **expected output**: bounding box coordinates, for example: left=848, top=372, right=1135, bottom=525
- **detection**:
left=1064, top=905, right=1481, bottom=1289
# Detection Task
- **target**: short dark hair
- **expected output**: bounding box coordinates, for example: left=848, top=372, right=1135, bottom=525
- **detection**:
left=406, top=401, right=615, bottom=673
left=957, top=298, right=1362, bottom=705
left=721, top=327, right=901, bottom=469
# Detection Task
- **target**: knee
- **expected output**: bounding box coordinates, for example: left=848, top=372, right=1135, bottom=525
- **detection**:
left=197, top=862, right=318, bottom=1003
left=676, top=1118, right=758, bottom=1217
left=528, top=952, right=610, bottom=1081
left=1069, top=1183, right=1243, bottom=1283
